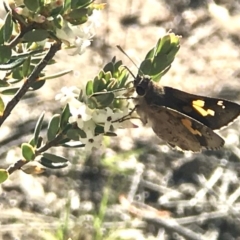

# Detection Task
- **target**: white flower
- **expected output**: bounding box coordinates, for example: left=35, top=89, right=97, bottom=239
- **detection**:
left=72, top=35, right=91, bottom=55
left=82, top=120, right=96, bottom=133
left=55, top=86, right=80, bottom=105
left=80, top=130, right=103, bottom=151
left=92, top=107, right=130, bottom=132
left=56, top=20, right=94, bottom=55
left=69, top=103, right=93, bottom=129
left=88, top=10, right=102, bottom=28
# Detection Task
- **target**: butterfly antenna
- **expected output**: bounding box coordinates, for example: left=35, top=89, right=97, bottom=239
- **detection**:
left=122, top=65, right=135, bottom=78
left=117, top=45, right=139, bottom=70
left=117, top=45, right=145, bottom=77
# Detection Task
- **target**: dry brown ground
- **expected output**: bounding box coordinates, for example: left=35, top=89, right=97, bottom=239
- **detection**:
left=2, top=0, right=240, bottom=239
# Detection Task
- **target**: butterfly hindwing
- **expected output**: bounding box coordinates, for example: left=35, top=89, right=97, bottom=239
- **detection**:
left=146, top=105, right=224, bottom=152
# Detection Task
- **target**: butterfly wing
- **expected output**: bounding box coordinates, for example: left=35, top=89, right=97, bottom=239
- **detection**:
left=144, top=105, right=224, bottom=152
left=158, top=87, right=240, bottom=130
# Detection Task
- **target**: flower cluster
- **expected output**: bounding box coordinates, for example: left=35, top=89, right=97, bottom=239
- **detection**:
left=56, top=9, right=101, bottom=55
left=10, top=1, right=101, bottom=54
left=55, top=87, right=130, bottom=151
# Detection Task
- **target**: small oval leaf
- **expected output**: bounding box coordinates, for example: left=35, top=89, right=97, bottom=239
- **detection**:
left=3, top=12, right=13, bottom=42
left=89, top=91, right=115, bottom=109
left=0, top=45, right=12, bottom=64
left=33, top=112, right=45, bottom=145
left=47, top=114, right=60, bottom=141
left=23, top=29, right=49, bottom=42
left=42, top=153, right=68, bottom=163
left=39, top=157, right=68, bottom=169
left=39, top=153, right=69, bottom=169
left=86, top=80, right=93, bottom=96
left=0, top=96, right=5, bottom=116
left=0, top=169, right=9, bottom=183
left=24, top=0, right=40, bottom=11
left=60, top=104, right=70, bottom=129
left=1, top=87, right=19, bottom=95
left=30, top=80, right=46, bottom=90
left=21, top=143, right=35, bottom=161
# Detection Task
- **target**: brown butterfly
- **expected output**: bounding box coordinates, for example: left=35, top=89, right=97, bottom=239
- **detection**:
left=134, top=75, right=240, bottom=152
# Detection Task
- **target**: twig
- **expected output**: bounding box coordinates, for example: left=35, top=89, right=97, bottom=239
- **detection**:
left=140, top=179, right=184, bottom=198
left=35, top=131, right=65, bottom=154
left=175, top=210, right=231, bottom=225
left=127, top=164, right=144, bottom=202
left=7, top=159, right=27, bottom=174
left=0, top=42, right=61, bottom=127
left=6, top=131, right=66, bottom=175
left=143, top=214, right=206, bottom=240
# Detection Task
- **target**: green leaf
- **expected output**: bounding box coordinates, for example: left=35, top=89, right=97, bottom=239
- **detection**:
left=21, top=143, right=35, bottom=161
left=41, top=69, right=72, bottom=80
left=39, top=153, right=69, bottom=169
left=22, top=56, right=31, bottom=77
left=63, top=0, right=71, bottom=12
left=86, top=80, right=93, bottom=96
left=144, top=47, right=155, bottom=60
left=47, top=114, right=60, bottom=141
left=118, top=70, right=129, bottom=88
left=0, top=57, right=25, bottom=70
left=0, top=80, right=10, bottom=87
left=103, top=62, right=114, bottom=73
left=68, top=8, right=88, bottom=19
left=71, top=0, right=92, bottom=8
left=89, top=91, right=114, bottom=109
left=28, top=137, right=36, bottom=147
left=104, top=72, right=112, bottom=82
left=0, top=169, right=9, bottom=183
left=60, top=104, right=70, bottom=129
left=1, top=87, right=19, bottom=95
left=67, top=128, right=86, bottom=140
left=50, top=6, right=63, bottom=17
left=29, top=136, right=43, bottom=148
left=42, top=153, right=68, bottom=163
left=156, top=35, right=171, bottom=54
left=93, top=76, right=100, bottom=93
left=23, top=29, right=49, bottom=42
left=33, top=112, right=45, bottom=146
left=0, top=45, right=11, bottom=64
left=107, top=79, right=118, bottom=90
left=114, top=60, right=123, bottom=71
left=139, top=59, right=153, bottom=76
left=0, top=96, right=5, bottom=116
left=39, top=159, right=68, bottom=169
left=0, top=25, right=4, bottom=44
left=3, top=12, right=13, bottom=42
left=151, top=53, right=169, bottom=75
left=30, top=80, right=46, bottom=90
left=66, top=129, right=79, bottom=141
left=95, top=77, right=107, bottom=92
left=24, top=0, right=40, bottom=11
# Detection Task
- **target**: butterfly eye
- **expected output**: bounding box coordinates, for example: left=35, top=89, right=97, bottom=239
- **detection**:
left=136, top=86, right=146, bottom=96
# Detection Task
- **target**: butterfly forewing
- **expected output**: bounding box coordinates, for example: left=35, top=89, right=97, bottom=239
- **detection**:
left=161, top=87, right=240, bottom=129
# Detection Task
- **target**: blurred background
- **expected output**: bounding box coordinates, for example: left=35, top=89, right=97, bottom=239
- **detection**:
left=1, top=0, right=240, bottom=239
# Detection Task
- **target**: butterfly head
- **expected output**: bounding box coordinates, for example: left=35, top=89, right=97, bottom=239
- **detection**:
left=134, top=75, right=152, bottom=97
